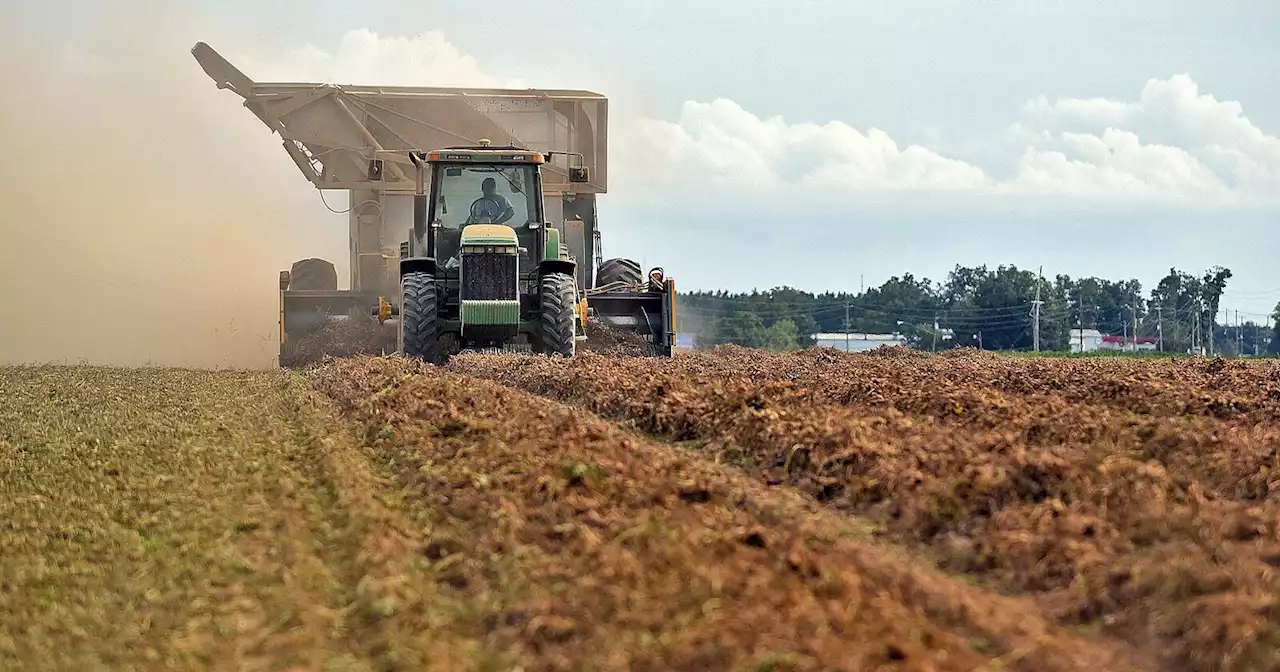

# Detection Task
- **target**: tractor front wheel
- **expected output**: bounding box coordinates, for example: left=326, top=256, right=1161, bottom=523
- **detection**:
left=400, top=271, right=440, bottom=363
left=539, top=272, right=576, bottom=357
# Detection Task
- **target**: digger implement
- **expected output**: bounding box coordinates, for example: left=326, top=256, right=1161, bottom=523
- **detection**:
left=585, top=271, right=676, bottom=357
left=278, top=289, right=388, bottom=367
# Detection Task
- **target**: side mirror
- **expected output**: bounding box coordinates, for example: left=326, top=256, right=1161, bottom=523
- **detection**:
left=569, top=166, right=590, bottom=183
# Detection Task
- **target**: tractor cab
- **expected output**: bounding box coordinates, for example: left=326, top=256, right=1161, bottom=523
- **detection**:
left=426, top=150, right=544, bottom=270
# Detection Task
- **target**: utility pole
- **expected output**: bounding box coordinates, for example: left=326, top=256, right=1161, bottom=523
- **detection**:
left=1193, top=300, right=1200, bottom=355
left=1078, top=302, right=1085, bottom=353
left=1132, top=305, right=1139, bottom=354
left=1031, top=266, right=1043, bottom=352
left=1237, top=309, right=1243, bottom=356
left=1155, top=304, right=1164, bottom=352
left=844, top=300, right=851, bottom=352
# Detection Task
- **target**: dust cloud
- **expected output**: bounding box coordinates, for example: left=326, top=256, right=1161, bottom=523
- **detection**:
left=0, top=5, right=345, bottom=369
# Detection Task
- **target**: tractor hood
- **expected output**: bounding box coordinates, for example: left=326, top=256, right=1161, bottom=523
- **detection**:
left=460, top=225, right=519, bottom=246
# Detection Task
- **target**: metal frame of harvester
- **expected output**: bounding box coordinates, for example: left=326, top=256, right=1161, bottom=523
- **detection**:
left=190, top=41, right=675, bottom=365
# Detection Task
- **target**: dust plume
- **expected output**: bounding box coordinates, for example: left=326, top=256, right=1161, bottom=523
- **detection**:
left=0, top=5, right=344, bottom=369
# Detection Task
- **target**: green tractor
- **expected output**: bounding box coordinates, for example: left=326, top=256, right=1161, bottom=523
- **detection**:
left=396, top=142, right=590, bottom=362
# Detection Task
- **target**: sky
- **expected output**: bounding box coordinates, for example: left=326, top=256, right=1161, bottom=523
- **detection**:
left=1, top=1, right=1278, bottom=366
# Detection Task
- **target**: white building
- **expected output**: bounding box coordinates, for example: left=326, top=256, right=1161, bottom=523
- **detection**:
left=812, top=332, right=908, bottom=353
left=1069, top=328, right=1104, bottom=353
left=1069, top=329, right=1157, bottom=353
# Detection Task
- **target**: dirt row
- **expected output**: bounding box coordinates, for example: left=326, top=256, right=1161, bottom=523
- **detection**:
left=1, top=361, right=1146, bottom=671
left=454, top=350, right=1280, bottom=672
left=662, top=347, right=1280, bottom=505
left=679, top=345, right=1280, bottom=423
left=310, top=356, right=1151, bottom=671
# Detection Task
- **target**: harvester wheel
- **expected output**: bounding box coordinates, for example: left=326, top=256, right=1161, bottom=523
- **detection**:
left=400, top=271, right=439, bottom=363
left=539, top=272, right=576, bottom=357
left=288, top=258, right=338, bottom=291
left=596, top=258, right=642, bottom=287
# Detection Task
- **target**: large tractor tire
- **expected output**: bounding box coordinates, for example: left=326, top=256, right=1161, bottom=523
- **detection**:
left=283, top=259, right=338, bottom=340
left=539, top=272, right=576, bottom=357
left=596, top=257, right=642, bottom=287
left=400, top=272, right=439, bottom=363
left=288, top=258, right=338, bottom=291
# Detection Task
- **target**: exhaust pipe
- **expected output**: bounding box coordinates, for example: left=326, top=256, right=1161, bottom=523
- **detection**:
left=409, top=151, right=432, bottom=257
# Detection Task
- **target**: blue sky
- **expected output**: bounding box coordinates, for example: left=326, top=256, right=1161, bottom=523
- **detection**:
left=4, top=1, right=1278, bottom=368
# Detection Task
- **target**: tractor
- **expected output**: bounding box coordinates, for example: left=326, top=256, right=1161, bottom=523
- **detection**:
left=190, top=40, right=676, bottom=364
left=395, top=142, right=588, bottom=362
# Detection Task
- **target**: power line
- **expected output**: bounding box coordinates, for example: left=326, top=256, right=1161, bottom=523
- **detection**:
left=1031, top=265, right=1043, bottom=352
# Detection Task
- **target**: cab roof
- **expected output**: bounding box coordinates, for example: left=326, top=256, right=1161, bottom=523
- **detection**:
left=420, top=146, right=545, bottom=164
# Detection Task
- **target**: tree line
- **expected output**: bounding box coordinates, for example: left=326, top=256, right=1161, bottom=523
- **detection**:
left=677, top=264, right=1280, bottom=355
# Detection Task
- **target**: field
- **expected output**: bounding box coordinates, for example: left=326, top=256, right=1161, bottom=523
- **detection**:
left=3, top=348, right=1279, bottom=671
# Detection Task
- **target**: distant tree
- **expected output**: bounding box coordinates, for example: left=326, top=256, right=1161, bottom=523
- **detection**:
left=853, top=273, right=937, bottom=334
left=678, top=263, right=1235, bottom=353
left=1201, top=266, right=1233, bottom=352
left=939, top=265, right=1039, bottom=350
left=1147, top=269, right=1186, bottom=350
left=764, top=318, right=800, bottom=352
left=1226, top=320, right=1266, bottom=356
left=760, top=287, right=817, bottom=348
left=714, top=310, right=768, bottom=348
left=1044, top=274, right=1075, bottom=351
left=1271, top=302, right=1280, bottom=355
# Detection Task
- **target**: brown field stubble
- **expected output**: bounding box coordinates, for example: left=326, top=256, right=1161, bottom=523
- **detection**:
left=1, top=360, right=1149, bottom=671
left=455, top=348, right=1280, bottom=672
left=311, top=357, right=1146, bottom=671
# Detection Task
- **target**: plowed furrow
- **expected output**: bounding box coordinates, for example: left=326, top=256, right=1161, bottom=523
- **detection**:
left=671, top=346, right=1280, bottom=423
left=455, top=352, right=1280, bottom=672
left=309, top=356, right=1151, bottom=671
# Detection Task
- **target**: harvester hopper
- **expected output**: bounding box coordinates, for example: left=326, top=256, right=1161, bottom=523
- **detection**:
left=191, top=41, right=675, bottom=364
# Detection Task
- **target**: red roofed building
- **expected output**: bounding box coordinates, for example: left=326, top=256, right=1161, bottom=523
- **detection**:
left=1099, top=334, right=1158, bottom=352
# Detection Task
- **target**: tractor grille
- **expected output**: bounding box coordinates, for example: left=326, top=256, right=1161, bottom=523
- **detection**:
left=461, top=252, right=518, bottom=301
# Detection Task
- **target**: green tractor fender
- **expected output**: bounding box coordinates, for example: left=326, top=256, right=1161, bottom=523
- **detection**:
left=539, top=226, right=576, bottom=278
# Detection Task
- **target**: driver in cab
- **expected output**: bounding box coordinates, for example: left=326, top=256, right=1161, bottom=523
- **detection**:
left=468, top=177, right=516, bottom=225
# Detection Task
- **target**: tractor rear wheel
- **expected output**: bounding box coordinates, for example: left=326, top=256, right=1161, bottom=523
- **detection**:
left=539, top=272, right=576, bottom=357
left=400, top=271, right=439, bottom=363
left=288, top=258, right=338, bottom=291
left=596, top=258, right=642, bottom=287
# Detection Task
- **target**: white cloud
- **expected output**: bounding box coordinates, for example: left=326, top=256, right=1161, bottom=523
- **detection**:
left=242, top=30, right=1279, bottom=213
left=1009, top=74, right=1280, bottom=207
left=613, top=99, right=989, bottom=199
left=239, top=29, right=527, bottom=89
left=621, top=76, right=1280, bottom=211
